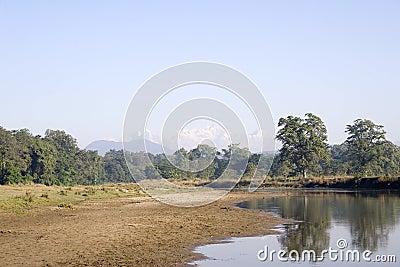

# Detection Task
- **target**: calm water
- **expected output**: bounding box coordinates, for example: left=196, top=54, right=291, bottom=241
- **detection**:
left=193, top=190, right=400, bottom=266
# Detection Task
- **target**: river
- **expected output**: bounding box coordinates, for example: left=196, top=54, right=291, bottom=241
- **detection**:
left=192, top=190, right=400, bottom=266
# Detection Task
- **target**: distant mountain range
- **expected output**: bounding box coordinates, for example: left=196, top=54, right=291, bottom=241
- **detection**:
left=86, top=139, right=278, bottom=156
left=85, top=139, right=170, bottom=156
left=85, top=138, right=400, bottom=157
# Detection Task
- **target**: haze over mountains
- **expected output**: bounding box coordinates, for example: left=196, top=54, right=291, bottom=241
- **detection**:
left=86, top=138, right=400, bottom=157
left=85, top=139, right=169, bottom=156
left=85, top=139, right=278, bottom=156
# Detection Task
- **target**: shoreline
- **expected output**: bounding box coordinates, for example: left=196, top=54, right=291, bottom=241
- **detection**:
left=239, top=176, right=400, bottom=190
left=0, top=191, right=287, bottom=267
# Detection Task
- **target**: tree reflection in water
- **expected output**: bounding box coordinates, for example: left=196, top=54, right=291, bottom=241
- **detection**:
left=239, top=191, right=400, bottom=254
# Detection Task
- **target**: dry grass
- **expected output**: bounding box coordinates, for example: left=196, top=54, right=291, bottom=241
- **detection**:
left=0, top=183, right=146, bottom=214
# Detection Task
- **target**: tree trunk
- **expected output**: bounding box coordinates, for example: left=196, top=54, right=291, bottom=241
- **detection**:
left=302, top=169, right=307, bottom=179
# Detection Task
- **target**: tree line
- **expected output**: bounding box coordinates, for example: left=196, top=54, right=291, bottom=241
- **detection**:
left=0, top=114, right=399, bottom=185
left=274, top=113, right=400, bottom=178
left=0, top=128, right=103, bottom=185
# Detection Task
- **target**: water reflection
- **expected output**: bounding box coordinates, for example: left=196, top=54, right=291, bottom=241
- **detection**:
left=238, top=191, right=400, bottom=253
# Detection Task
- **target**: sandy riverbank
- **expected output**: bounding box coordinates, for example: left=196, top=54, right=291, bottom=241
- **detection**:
left=0, top=192, right=286, bottom=266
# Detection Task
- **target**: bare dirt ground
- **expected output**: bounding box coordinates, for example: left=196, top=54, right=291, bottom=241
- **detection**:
left=0, top=192, right=285, bottom=267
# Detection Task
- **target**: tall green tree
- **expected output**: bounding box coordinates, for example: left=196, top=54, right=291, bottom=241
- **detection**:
left=345, top=119, right=399, bottom=177
left=13, top=129, right=34, bottom=178
left=276, top=113, right=330, bottom=178
left=103, top=150, right=132, bottom=182
left=0, top=127, right=34, bottom=184
left=328, top=143, right=350, bottom=176
left=0, top=127, right=21, bottom=184
left=75, top=150, right=103, bottom=185
left=29, top=136, right=58, bottom=185
left=44, top=129, right=79, bottom=185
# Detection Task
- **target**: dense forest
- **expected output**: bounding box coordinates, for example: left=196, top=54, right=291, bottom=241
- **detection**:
left=1, top=114, right=399, bottom=185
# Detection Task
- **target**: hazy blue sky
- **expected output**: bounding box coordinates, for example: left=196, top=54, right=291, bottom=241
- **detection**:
left=1, top=0, right=399, bottom=148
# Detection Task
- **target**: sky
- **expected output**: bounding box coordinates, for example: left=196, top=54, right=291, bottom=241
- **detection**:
left=1, top=0, right=399, bottom=149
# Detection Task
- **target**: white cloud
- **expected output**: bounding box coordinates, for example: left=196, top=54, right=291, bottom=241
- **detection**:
left=143, top=123, right=274, bottom=152
left=177, top=124, right=230, bottom=150
left=144, top=128, right=161, bottom=143
left=104, top=137, right=121, bottom=142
